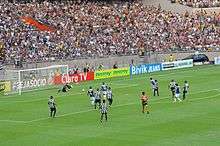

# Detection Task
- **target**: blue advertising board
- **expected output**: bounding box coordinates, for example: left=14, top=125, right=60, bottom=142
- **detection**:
left=130, top=63, right=162, bottom=75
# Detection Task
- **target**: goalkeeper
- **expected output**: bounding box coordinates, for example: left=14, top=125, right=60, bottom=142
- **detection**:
left=58, top=83, right=72, bottom=93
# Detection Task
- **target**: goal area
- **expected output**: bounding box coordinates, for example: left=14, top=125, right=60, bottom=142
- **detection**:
left=5, top=65, right=69, bottom=95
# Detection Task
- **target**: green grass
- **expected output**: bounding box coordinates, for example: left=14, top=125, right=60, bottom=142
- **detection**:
left=0, top=65, right=220, bottom=146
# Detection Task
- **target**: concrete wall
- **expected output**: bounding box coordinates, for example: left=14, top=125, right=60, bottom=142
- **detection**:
left=143, top=51, right=220, bottom=63
left=3, top=51, right=220, bottom=69
left=159, top=51, right=220, bottom=62
left=5, top=55, right=141, bottom=70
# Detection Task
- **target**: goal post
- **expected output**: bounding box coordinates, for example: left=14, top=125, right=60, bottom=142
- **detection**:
left=5, top=65, right=69, bottom=95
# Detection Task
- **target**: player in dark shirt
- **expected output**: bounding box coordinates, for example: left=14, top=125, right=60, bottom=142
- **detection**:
left=48, top=96, right=56, bottom=118
left=183, top=81, right=189, bottom=100
left=150, top=78, right=159, bottom=96
left=58, top=83, right=72, bottom=93
left=174, top=84, right=182, bottom=102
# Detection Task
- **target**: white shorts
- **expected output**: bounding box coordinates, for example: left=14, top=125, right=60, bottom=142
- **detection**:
left=90, top=97, right=95, bottom=105
left=175, top=93, right=180, bottom=98
left=90, top=97, right=95, bottom=101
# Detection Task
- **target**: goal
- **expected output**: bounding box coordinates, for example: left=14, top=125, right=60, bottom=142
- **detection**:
left=5, top=65, right=69, bottom=95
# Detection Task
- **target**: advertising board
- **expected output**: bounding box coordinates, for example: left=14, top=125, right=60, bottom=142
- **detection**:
left=53, top=72, right=94, bottom=84
left=95, top=68, right=129, bottom=80
left=0, top=81, right=11, bottom=93
left=162, top=59, right=193, bottom=70
left=130, top=63, right=162, bottom=75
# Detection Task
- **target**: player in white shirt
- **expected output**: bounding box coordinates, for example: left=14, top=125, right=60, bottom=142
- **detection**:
left=169, top=80, right=176, bottom=99
left=153, top=80, right=159, bottom=96
left=100, top=82, right=108, bottom=95
left=94, top=88, right=101, bottom=109
left=107, top=87, right=113, bottom=107
left=150, top=78, right=158, bottom=96
left=87, top=86, right=95, bottom=105
left=100, top=100, right=108, bottom=122
left=48, top=96, right=56, bottom=118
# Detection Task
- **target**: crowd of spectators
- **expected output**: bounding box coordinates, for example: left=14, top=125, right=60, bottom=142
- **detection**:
left=0, top=0, right=220, bottom=65
left=170, top=0, right=220, bottom=8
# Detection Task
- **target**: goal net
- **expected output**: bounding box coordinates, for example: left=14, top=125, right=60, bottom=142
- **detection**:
left=5, top=65, right=69, bottom=95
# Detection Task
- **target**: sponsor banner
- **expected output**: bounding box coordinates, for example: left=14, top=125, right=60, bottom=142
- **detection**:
left=162, top=59, right=193, bottom=70
left=130, top=63, right=162, bottom=75
left=112, top=68, right=130, bottom=77
left=214, top=57, right=220, bottom=65
left=0, top=81, right=11, bottom=92
left=10, top=72, right=94, bottom=91
left=95, top=70, right=112, bottom=80
left=12, top=78, right=48, bottom=91
left=161, top=62, right=175, bottom=70
left=95, top=68, right=130, bottom=80
left=54, top=72, right=94, bottom=85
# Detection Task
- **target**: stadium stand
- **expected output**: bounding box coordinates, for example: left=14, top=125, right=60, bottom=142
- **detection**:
left=0, top=0, right=219, bottom=65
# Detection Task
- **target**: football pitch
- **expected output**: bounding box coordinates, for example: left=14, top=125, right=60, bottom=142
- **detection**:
left=0, top=65, right=220, bottom=146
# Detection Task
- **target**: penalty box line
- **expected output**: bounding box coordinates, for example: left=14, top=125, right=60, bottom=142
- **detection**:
left=0, top=89, right=219, bottom=124
left=27, top=90, right=220, bottom=123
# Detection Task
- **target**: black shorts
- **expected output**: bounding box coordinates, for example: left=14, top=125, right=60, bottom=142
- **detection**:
left=183, top=90, right=187, bottom=94
left=108, top=98, right=113, bottom=101
left=62, top=88, right=67, bottom=92
left=170, top=87, right=175, bottom=92
left=95, top=99, right=101, bottom=103
left=50, top=107, right=56, bottom=112
left=66, top=84, right=72, bottom=89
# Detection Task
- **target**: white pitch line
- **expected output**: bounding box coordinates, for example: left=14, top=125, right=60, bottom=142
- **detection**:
left=1, top=90, right=220, bottom=124
left=0, top=119, right=26, bottom=123
left=0, top=87, right=219, bottom=123
left=14, top=85, right=219, bottom=103
left=189, top=93, right=220, bottom=102
left=10, top=93, right=83, bottom=103
left=25, top=102, right=136, bottom=123
left=24, top=88, right=220, bottom=123
left=189, top=88, right=220, bottom=94
left=152, top=93, right=220, bottom=104
left=0, top=102, right=136, bottom=124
